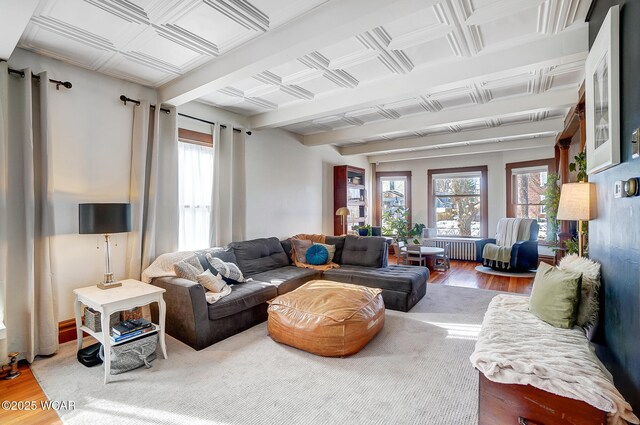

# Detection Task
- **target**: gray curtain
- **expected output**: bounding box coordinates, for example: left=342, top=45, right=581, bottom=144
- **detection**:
left=0, top=62, right=57, bottom=363
left=126, top=101, right=179, bottom=279
left=209, top=124, right=246, bottom=247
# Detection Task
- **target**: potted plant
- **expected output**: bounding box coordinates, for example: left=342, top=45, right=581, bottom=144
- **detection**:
left=382, top=207, right=425, bottom=246
left=357, top=224, right=371, bottom=236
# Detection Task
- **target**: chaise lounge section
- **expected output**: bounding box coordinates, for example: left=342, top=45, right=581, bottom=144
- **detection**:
left=150, top=235, right=428, bottom=350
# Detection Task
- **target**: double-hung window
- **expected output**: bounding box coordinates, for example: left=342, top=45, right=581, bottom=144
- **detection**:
left=506, top=159, right=555, bottom=240
left=428, top=166, right=488, bottom=238
left=178, top=129, right=213, bottom=251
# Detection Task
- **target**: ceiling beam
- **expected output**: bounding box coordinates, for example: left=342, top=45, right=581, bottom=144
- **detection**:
left=249, top=25, right=588, bottom=129
left=0, top=0, right=40, bottom=60
left=159, top=0, right=438, bottom=105
left=339, top=118, right=564, bottom=156
left=368, top=137, right=556, bottom=164
left=304, top=87, right=577, bottom=146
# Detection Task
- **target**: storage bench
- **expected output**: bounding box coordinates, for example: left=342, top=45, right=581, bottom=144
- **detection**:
left=471, top=294, right=638, bottom=425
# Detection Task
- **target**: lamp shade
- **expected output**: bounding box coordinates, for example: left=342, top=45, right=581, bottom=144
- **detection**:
left=79, top=203, right=131, bottom=234
left=335, top=207, right=350, bottom=216
left=556, top=182, right=597, bottom=221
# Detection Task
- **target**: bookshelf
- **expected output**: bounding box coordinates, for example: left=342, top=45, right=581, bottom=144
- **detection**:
left=334, top=165, right=367, bottom=235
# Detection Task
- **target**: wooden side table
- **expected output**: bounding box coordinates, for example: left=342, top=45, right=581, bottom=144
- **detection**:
left=73, top=279, right=168, bottom=383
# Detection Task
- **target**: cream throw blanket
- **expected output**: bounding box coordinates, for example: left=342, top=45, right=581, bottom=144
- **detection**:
left=470, top=295, right=639, bottom=425
left=482, top=218, right=534, bottom=267
left=141, top=250, right=232, bottom=304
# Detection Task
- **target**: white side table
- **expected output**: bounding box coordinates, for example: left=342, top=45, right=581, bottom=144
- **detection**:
left=73, top=279, right=168, bottom=383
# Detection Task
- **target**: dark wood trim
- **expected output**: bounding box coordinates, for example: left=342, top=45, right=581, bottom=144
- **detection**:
left=178, top=128, right=213, bottom=147
left=427, top=165, right=488, bottom=238
left=58, top=318, right=85, bottom=344
left=505, top=158, right=556, bottom=217
left=375, top=171, right=412, bottom=227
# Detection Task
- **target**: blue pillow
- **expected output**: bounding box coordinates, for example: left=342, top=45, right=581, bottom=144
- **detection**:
left=306, top=244, right=329, bottom=265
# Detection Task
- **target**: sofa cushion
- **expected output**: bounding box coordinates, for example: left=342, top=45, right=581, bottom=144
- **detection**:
left=251, top=266, right=321, bottom=294
left=208, top=282, right=277, bottom=321
left=280, top=239, right=293, bottom=264
left=325, top=236, right=345, bottom=263
left=291, top=239, right=313, bottom=263
left=322, top=265, right=428, bottom=294
left=229, top=237, right=290, bottom=277
left=340, top=235, right=387, bottom=267
left=196, top=248, right=237, bottom=265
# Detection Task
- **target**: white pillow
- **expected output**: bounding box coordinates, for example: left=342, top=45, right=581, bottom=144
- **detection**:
left=196, top=269, right=227, bottom=293
left=558, top=254, right=601, bottom=328
left=313, top=242, right=336, bottom=263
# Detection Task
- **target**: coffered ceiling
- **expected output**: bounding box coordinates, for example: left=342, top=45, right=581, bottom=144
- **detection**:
left=8, top=0, right=592, bottom=162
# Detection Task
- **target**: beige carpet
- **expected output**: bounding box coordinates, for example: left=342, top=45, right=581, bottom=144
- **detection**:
left=31, top=284, right=506, bottom=425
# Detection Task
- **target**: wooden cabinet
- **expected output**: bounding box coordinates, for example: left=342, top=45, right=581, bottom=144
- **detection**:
left=334, top=165, right=367, bottom=236
left=478, top=373, right=607, bottom=425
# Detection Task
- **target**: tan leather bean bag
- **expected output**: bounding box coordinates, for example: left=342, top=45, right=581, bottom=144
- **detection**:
left=267, top=280, right=385, bottom=357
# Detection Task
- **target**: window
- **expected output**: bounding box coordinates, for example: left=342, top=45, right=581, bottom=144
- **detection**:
left=376, top=172, right=411, bottom=234
left=506, top=159, right=555, bottom=241
left=428, top=166, right=488, bottom=238
left=178, top=129, right=214, bottom=250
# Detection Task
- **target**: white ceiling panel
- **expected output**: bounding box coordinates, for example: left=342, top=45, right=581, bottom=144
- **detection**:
left=10, top=0, right=589, bottom=159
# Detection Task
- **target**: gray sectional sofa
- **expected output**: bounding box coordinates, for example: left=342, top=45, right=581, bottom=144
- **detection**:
left=150, top=235, right=428, bottom=350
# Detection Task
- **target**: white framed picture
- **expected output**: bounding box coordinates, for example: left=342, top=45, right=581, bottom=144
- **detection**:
left=585, top=4, right=620, bottom=175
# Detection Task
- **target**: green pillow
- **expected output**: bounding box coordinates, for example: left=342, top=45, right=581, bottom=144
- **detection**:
left=529, top=262, right=582, bottom=328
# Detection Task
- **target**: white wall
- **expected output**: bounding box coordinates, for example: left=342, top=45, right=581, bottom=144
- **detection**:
left=375, top=146, right=555, bottom=236
left=7, top=48, right=157, bottom=321
left=245, top=129, right=369, bottom=239
left=0, top=53, right=369, bottom=322
left=176, top=102, right=370, bottom=240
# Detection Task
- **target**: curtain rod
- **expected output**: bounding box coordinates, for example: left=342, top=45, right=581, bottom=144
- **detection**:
left=119, top=94, right=251, bottom=135
left=2, top=60, right=72, bottom=90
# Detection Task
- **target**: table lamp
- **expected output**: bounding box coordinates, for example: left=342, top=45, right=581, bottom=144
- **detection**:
left=79, top=203, right=131, bottom=289
left=556, top=182, right=596, bottom=257
left=335, top=207, right=350, bottom=235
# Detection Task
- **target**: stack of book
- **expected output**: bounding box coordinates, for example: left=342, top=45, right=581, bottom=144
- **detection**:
left=110, top=318, right=156, bottom=343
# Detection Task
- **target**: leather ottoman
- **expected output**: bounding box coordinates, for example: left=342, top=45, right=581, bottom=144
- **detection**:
left=267, top=280, right=385, bottom=357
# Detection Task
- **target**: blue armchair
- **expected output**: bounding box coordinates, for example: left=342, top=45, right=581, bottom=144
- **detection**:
left=475, top=218, right=539, bottom=272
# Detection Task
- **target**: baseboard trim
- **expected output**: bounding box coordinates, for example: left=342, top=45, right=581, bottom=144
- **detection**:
left=58, top=318, right=86, bottom=344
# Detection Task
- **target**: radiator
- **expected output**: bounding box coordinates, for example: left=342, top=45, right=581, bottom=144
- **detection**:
left=429, top=239, right=477, bottom=261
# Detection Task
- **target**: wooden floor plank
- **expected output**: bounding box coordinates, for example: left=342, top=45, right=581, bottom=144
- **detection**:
left=3, top=259, right=533, bottom=425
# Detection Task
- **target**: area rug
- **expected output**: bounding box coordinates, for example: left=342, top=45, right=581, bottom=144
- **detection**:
left=31, top=285, right=505, bottom=425
left=475, top=265, right=537, bottom=278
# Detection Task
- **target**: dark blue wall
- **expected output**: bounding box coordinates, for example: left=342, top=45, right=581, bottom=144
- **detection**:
left=587, top=0, right=640, bottom=412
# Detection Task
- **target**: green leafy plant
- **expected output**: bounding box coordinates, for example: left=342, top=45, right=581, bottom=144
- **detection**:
left=569, top=151, right=587, bottom=183
left=410, top=223, right=426, bottom=244
left=382, top=207, right=424, bottom=244
left=543, top=173, right=560, bottom=243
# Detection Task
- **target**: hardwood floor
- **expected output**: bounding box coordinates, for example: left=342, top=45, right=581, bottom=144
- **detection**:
left=427, top=259, right=534, bottom=294
left=2, top=259, right=532, bottom=425
left=0, top=362, right=62, bottom=425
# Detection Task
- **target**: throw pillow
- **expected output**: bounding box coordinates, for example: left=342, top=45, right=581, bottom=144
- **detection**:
left=291, top=239, right=313, bottom=263
left=174, top=256, right=204, bottom=282
left=205, top=254, right=249, bottom=285
left=196, top=269, right=228, bottom=293
left=306, top=244, right=329, bottom=265
left=529, top=262, right=582, bottom=329
left=558, top=254, right=601, bottom=328
left=313, top=242, right=336, bottom=263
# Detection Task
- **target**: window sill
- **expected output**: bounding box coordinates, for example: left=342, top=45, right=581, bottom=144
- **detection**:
left=428, top=237, right=483, bottom=242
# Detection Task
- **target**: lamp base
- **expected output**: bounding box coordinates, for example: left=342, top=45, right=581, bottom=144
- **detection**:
left=97, top=281, right=122, bottom=290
